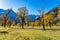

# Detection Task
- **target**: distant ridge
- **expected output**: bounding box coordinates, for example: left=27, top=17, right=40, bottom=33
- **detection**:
left=0, top=9, right=39, bottom=23
left=0, top=9, right=18, bottom=23
left=0, top=9, right=6, bottom=16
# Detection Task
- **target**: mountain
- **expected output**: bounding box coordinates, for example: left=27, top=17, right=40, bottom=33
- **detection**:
left=28, top=15, right=36, bottom=22
left=48, top=5, right=60, bottom=17
left=0, top=9, right=39, bottom=23
left=0, top=9, right=6, bottom=16
left=0, top=9, right=18, bottom=23
left=28, top=15, right=39, bottom=22
left=7, top=9, right=18, bottom=23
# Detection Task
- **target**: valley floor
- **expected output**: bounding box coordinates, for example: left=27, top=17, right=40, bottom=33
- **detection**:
left=0, top=26, right=60, bottom=40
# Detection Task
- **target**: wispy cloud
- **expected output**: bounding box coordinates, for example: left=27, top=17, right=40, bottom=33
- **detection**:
left=0, top=0, right=10, bottom=9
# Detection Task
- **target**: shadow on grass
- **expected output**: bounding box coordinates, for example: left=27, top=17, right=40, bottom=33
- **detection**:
left=9, top=26, right=60, bottom=31
left=0, top=31, right=8, bottom=34
left=23, top=28, right=60, bottom=31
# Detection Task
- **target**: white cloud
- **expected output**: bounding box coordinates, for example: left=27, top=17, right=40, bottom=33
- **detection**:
left=0, top=0, right=10, bottom=9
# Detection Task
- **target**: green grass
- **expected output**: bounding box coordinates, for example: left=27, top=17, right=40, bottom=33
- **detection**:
left=0, top=26, right=60, bottom=40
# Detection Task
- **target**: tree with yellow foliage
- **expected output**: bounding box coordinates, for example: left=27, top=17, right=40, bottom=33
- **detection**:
left=6, top=19, right=12, bottom=27
left=57, top=10, right=60, bottom=19
left=42, top=13, right=54, bottom=27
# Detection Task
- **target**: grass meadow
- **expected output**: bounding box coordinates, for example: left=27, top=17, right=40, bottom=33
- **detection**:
left=0, top=26, right=60, bottom=40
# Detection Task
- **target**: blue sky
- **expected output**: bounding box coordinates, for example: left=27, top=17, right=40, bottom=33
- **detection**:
left=0, top=0, right=60, bottom=15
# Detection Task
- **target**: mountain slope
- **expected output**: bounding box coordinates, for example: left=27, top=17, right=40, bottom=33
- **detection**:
left=0, top=9, right=39, bottom=23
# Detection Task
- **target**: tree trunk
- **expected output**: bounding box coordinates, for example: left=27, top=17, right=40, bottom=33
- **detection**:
left=49, top=22, right=51, bottom=28
left=21, top=23, right=24, bottom=29
left=21, top=17, right=25, bottom=29
left=43, top=24, right=45, bottom=30
left=4, top=19, right=6, bottom=27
